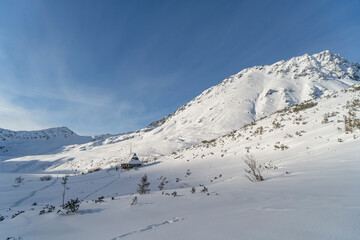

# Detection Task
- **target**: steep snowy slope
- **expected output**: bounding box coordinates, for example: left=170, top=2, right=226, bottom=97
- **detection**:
left=1, top=84, right=359, bottom=240
left=0, top=127, right=92, bottom=157
left=144, top=50, right=359, bottom=138
left=1, top=50, right=359, bottom=172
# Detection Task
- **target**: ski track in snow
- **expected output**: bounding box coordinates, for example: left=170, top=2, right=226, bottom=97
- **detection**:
left=111, top=217, right=184, bottom=239
left=82, top=176, right=121, bottom=200
left=12, top=178, right=58, bottom=207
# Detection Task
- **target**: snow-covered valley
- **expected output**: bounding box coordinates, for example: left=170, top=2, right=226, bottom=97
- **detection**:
left=1, top=51, right=360, bottom=239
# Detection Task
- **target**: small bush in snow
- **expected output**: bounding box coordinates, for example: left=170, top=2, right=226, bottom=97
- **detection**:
left=243, top=155, right=264, bottom=182
left=322, top=114, right=329, bottom=124
left=293, top=101, right=317, bottom=113
left=5, top=237, right=22, bottom=240
left=171, top=191, right=177, bottom=197
left=14, top=176, right=24, bottom=184
left=274, top=144, right=289, bottom=151
left=11, top=210, right=25, bottom=219
left=39, top=205, right=55, bottom=215
left=185, top=169, right=192, bottom=177
left=201, top=186, right=208, bottom=193
left=137, top=174, right=150, bottom=195
left=158, top=177, right=166, bottom=191
left=0, top=215, right=4, bottom=221
left=254, top=126, right=264, bottom=135
left=131, top=196, right=138, bottom=205
left=190, top=187, right=196, bottom=194
left=343, top=112, right=360, bottom=134
left=94, top=196, right=104, bottom=203
left=63, top=198, right=80, bottom=214
left=272, top=120, right=281, bottom=129
left=39, top=175, right=52, bottom=181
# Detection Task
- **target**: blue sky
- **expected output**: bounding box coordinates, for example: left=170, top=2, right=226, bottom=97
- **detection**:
left=0, top=0, right=359, bottom=135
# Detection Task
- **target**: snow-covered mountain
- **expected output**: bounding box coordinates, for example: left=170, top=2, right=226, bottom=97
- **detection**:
left=143, top=50, right=359, bottom=138
left=1, top=83, right=359, bottom=239
left=1, top=50, right=359, bottom=172
left=48, top=50, right=360, bottom=170
left=1, top=51, right=360, bottom=240
left=0, top=127, right=92, bottom=156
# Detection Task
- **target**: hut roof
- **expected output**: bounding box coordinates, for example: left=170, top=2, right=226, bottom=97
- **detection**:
left=126, top=153, right=142, bottom=165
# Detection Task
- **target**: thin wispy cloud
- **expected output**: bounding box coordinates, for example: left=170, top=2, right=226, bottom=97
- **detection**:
left=0, top=0, right=359, bottom=135
left=0, top=93, right=48, bottom=131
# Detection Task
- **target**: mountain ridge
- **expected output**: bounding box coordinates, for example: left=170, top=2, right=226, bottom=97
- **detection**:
left=1, top=50, right=359, bottom=171
left=0, top=126, right=93, bottom=156
left=144, top=50, right=359, bottom=132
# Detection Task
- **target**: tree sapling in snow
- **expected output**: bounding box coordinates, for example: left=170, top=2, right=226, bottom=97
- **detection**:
left=137, top=174, right=150, bottom=195
left=61, top=176, right=68, bottom=207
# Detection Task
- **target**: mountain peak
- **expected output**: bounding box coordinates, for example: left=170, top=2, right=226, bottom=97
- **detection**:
left=143, top=51, right=360, bottom=144
left=316, top=49, right=332, bottom=56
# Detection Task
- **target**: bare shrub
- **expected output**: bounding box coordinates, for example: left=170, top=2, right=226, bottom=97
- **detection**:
left=14, top=176, right=24, bottom=184
left=243, top=155, right=264, bottom=182
left=131, top=196, right=138, bottom=205
left=158, top=177, right=166, bottom=191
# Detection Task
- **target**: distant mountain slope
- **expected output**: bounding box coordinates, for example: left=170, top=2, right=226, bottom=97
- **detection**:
left=2, top=50, right=359, bottom=172
left=0, top=127, right=93, bottom=156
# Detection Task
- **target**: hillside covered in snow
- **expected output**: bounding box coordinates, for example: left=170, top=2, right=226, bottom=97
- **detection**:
left=1, top=50, right=358, bottom=173
left=1, top=82, right=359, bottom=239
left=0, top=127, right=92, bottom=157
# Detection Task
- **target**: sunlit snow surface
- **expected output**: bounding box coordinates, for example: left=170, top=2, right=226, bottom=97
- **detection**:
left=0, top=51, right=360, bottom=239
left=1, top=84, right=359, bottom=239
